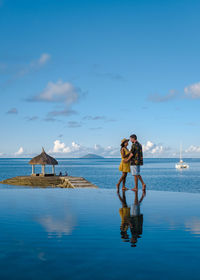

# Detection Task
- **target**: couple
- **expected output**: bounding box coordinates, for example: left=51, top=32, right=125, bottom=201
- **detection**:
left=117, top=134, right=146, bottom=192
left=118, top=188, right=145, bottom=247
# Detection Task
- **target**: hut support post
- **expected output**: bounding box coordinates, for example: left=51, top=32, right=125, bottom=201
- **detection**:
left=32, top=165, right=35, bottom=175
left=52, top=165, right=55, bottom=175
left=42, top=165, right=45, bottom=175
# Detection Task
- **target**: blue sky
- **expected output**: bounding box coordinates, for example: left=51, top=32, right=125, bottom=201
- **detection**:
left=1, top=0, right=200, bottom=157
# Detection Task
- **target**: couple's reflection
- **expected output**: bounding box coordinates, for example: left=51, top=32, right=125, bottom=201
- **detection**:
left=118, top=190, right=146, bottom=247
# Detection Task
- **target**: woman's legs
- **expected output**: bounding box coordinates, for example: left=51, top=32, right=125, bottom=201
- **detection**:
left=122, top=173, right=127, bottom=190
left=117, top=172, right=128, bottom=191
left=117, top=175, right=124, bottom=190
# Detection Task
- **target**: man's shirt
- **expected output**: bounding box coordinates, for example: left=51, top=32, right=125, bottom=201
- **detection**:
left=130, top=141, right=143, bottom=166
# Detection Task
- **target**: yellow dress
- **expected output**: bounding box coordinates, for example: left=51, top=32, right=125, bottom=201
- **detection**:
left=119, top=207, right=130, bottom=231
left=119, top=148, right=131, bottom=173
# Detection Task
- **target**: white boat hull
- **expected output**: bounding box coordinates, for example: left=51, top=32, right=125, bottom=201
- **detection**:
left=176, top=144, right=189, bottom=169
left=175, top=163, right=189, bottom=169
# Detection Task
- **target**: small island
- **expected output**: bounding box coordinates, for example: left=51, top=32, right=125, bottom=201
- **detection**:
left=81, top=153, right=104, bottom=159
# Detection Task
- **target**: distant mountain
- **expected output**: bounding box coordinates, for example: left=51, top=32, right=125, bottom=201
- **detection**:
left=81, top=153, right=104, bottom=159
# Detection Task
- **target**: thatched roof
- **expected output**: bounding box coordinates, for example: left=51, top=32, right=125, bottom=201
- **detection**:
left=29, top=148, right=58, bottom=165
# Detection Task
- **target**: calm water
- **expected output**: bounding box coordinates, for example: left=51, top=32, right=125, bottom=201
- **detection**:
left=0, top=158, right=200, bottom=279
left=0, top=158, right=200, bottom=193
left=0, top=189, right=199, bottom=280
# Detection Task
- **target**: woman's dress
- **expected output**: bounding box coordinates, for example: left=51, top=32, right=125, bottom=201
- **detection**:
left=119, top=148, right=131, bottom=173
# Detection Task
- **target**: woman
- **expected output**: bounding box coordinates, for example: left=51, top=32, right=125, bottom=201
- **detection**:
left=117, top=190, right=130, bottom=241
left=117, top=138, right=131, bottom=191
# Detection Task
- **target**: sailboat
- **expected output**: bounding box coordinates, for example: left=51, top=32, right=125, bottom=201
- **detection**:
left=175, top=144, right=189, bottom=169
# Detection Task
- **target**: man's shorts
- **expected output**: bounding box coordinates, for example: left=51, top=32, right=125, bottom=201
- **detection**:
left=130, top=165, right=140, bottom=176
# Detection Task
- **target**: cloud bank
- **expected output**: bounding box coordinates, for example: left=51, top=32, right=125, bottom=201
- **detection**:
left=49, top=140, right=119, bottom=157
left=185, top=145, right=200, bottom=153
left=49, top=140, right=169, bottom=158
left=1, top=141, right=200, bottom=158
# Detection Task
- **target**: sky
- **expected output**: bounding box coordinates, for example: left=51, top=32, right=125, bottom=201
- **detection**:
left=0, top=0, right=200, bottom=158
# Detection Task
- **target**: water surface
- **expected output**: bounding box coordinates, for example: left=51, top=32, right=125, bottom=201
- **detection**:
left=0, top=158, right=200, bottom=279
left=1, top=158, right=200, bottom=193
left=0, top=188, right=200, bottom=279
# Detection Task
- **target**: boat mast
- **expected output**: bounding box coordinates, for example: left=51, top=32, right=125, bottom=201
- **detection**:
left=180, top=143, right=182, bottom=161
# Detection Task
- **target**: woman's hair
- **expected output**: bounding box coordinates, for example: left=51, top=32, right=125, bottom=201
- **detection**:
left=120, top=141, right=127, bottom=150
left=121, top=142, right=125, bottom=148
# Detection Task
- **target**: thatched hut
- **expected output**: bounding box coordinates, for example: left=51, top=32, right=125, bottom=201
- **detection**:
left=29, top=148, right=58, bottom=176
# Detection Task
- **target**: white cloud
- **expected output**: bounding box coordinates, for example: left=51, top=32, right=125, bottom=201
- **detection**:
left=37, top=53, right=51, bottom=66
left=185, top=145, right=200, bottom=153
left=51, top=140, right=70, bottom=153
left=17, top=53, right=51, bottom=78
left=94, top=144, right=101, bottom=151
left=184, top=82, right=200, bottom=99
left=30, top=80, right=80, bottom=105
left=50, top=140, right=81, bottom=154
left=49, top=140, right=119, bottom=157
left=15, top=147, right=24, bottom=156
left=49, top=140, right=171, bottom=158
left=143, top=141, right=165, bottom=155
left=71, top=141, right=81, bottom=150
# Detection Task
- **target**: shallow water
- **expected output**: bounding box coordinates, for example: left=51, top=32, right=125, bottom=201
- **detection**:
left=0, top=188, right=200, bottom=280
left=1, top=158, right=200, bottom=193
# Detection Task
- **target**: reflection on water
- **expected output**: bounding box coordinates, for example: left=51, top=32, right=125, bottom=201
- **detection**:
left=38, top=213, right=76, bottom=238
left=118, top=190, right=146, bottom=247
left=0, top=189, right=200, bottom=279
left=185, top=218, right=200, bottom=236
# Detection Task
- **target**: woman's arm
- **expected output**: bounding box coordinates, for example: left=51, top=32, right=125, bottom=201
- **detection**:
left=121, top=149, right=131, bottom=158
left=123, top=153, right=133, bottom=163
left=121, top=148, right=126, bottom=158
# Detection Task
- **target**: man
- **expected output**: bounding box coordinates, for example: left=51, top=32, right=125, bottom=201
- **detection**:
left=127, top=134, right=146, bottom=191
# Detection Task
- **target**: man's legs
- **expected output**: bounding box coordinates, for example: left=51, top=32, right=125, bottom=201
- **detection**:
left=138, top=175, right=146, bottom=190
left=131, top=166, right=138, bottom=191
left=131, top=165, right=146, bottom=191
left=131, top=175, right=138, bottom=191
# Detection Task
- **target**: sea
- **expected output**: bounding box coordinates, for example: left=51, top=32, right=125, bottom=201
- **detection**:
left=0, top=158, right=200, bottom=280
left=1, top=158, right=200, bottom=193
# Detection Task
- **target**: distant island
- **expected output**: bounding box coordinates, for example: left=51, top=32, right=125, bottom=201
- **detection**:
left=81, top=154, right=104, bottom=159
